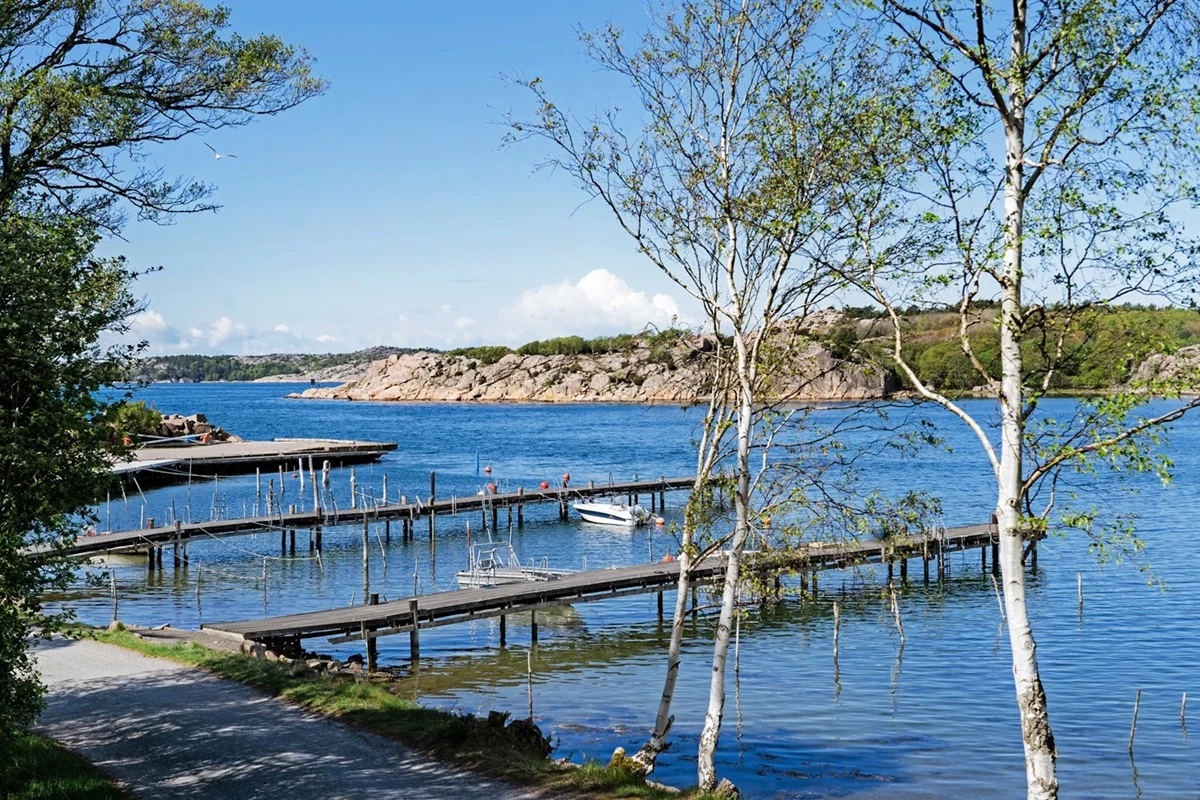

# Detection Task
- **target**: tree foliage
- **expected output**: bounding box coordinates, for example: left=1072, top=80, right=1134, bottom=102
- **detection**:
left=0, top=0, right=325, bottom=228
left=0, top=212, right=139, bottom=749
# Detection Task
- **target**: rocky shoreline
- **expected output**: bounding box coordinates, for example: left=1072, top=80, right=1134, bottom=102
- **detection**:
left=289, top=337, right=894, bottom=404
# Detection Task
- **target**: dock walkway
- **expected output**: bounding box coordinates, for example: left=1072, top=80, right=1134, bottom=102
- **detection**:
left=204, top=522, right=997, bottom=659
left=39, top=476, right=696, bottom=559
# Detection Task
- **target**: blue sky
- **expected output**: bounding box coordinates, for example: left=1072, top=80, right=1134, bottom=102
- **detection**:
left=112, top=1, right=697, bottom=355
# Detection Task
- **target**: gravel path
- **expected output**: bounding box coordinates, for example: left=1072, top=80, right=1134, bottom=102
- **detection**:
left=35, top=637, right=532, bottom=799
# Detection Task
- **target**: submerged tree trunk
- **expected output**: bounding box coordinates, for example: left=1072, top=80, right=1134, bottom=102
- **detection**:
left=696, top=342, right=755, bottom=791
left=998, top=16, right=1058, bottom=792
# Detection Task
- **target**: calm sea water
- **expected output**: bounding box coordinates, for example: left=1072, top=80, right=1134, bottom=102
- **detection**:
left=57, top=383, right=1199, bottom=798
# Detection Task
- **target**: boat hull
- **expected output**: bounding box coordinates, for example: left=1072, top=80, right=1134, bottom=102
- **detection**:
left=573, top=502, right=647, bottom=526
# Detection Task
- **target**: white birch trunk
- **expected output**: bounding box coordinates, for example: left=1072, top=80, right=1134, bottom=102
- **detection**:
left=1000, top=8, right=1058, bottom=794
left=696, top=343, right=754, bottom=791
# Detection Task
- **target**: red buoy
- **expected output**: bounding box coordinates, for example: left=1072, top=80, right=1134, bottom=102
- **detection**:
left=539, top=480, right=550, bottom=490
left=487, top=482, right=497, bottom=493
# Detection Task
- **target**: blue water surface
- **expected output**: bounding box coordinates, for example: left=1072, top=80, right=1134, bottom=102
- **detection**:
left=58, top=384, right=1199, bottom=798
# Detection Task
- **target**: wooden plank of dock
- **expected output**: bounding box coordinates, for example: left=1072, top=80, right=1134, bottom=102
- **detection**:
left=31, top=476, right=696, bottom=558
left=203, top=522, right=997, bottom=646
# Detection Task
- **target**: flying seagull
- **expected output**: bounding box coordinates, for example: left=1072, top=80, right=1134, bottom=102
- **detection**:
left=205, top=143, right=237, bottom=160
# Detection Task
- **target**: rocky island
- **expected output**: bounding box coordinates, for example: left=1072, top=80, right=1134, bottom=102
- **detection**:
left=289, top=331, right=893, bottom=404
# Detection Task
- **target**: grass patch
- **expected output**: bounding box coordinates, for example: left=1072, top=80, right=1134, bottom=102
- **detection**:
left=74, top=627, right=692, bottom=799
left=0, top=731, right=131, bottom=800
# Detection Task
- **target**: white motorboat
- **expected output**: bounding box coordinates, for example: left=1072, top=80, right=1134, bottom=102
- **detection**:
left=455, top=535, right=576, bottom=588
left=573, top=500, right=651, bottom=526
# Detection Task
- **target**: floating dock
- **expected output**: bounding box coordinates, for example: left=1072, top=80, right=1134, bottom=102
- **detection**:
left=113, top=438, right=397, bottom=485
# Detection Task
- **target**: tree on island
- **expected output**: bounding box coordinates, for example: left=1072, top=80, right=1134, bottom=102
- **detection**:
left=0, top=0, right=322, bottom=762
left=503, top=0, right=927, bottom=789
left=837, top=0, right=1200, bottom=796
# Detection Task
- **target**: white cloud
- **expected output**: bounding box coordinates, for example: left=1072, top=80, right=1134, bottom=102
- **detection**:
left=130, top=309, right=167, bottom=333
left=120, top=308, right=357, bottom=355
left=439, top=304, right=452, bottom=315
left=504, top=269, right=684, bottom=339
left=207, top=316, right=248, bottom=347
left=454, top=316, right=475, bottom=329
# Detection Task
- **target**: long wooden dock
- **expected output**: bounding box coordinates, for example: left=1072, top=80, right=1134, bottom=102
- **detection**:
left=37, top=476, right=695, bottom=559
left=203, top=522, right=998, bottom=660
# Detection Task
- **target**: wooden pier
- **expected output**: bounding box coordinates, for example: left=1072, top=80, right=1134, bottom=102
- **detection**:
left=35, top=476, right=695, bottom=560
left=203, top=522, right=999, bottom=666
left=114, top=438, right=397, bottom=485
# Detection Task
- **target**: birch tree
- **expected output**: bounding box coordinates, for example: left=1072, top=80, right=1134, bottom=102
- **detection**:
left=503, top=1, right=914, bottom=789
left=843, top=1, right=1200, bottom=796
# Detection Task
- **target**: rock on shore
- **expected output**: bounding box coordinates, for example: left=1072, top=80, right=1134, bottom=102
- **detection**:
left=289, top=338, right=895, bottom=404
left=1132, top=343, right=1200, bottom=389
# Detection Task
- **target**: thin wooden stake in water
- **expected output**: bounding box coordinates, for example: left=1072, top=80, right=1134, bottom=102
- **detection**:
left=890, top=586, right=904, bottom=646
left=1182, top=692, right=1188, bottom=730
left=734, top=608, right=741, bottom=677
left=527, top=650, right=534, bottom=719
left=1129, top=688, right=1142, bottom=753
left=832, top=601, right=840, bottom=663
left=991, top=573, right=1006, bottom=621
left=1078, top=573, right=1084, bottom=607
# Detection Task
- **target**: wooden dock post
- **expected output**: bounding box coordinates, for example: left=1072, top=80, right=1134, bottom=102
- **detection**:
left=429, top=471, right=436, bottom=543
left=366, top=593, right=379, bottom=672
left=173, top=520, right=181, bottom=569
left=362, top=512, right=370, bottom=576
left=382, top=474, right=388, bottom=505
left=409, top=598, right=420, bottom=661
left=517, top=488, right=524, bottom=527
left=499, top=614, right=507, bottom=647
left=289, top=505, right=296, bottom=554
left=899, top=556, right=908, bottom=582
left=531, top=609, right=538, bottom=645
left=633, top=474, right=638, bottom=505
left=350, top=469, right=357, bottom=509
left=156, top=545, right=163, bottom=569
left=280, top=525, right=287, bottom=554
left=657, top=590, right=664, bottom=620
left=256, top=468, right=262, bottom=508
left=922, top=540, right=930, bottom=583
left=660, top=477, right=666, bottom=511
left=491, top=502, right=498, bottom=533
left=315, top=524, right=322, bottom=552
left=309, top=456, right=318, bottom=513
left=385, top=519, right=391, bottom=543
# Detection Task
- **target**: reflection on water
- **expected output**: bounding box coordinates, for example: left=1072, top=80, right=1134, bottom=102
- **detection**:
left=52, top=384, right=1200, bottom=798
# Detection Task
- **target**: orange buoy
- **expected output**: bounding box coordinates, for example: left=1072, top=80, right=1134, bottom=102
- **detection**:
left=655, top=517, right=666, bottom=527
left=562, top=472, right=571, bottom=486
left=487, top=482, right=497, bottom=493
left=539, top=480, right=550, bottom=490
left=484, top=465, right=492, bottom=474
left=661, top=552, right=675, bottom=562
